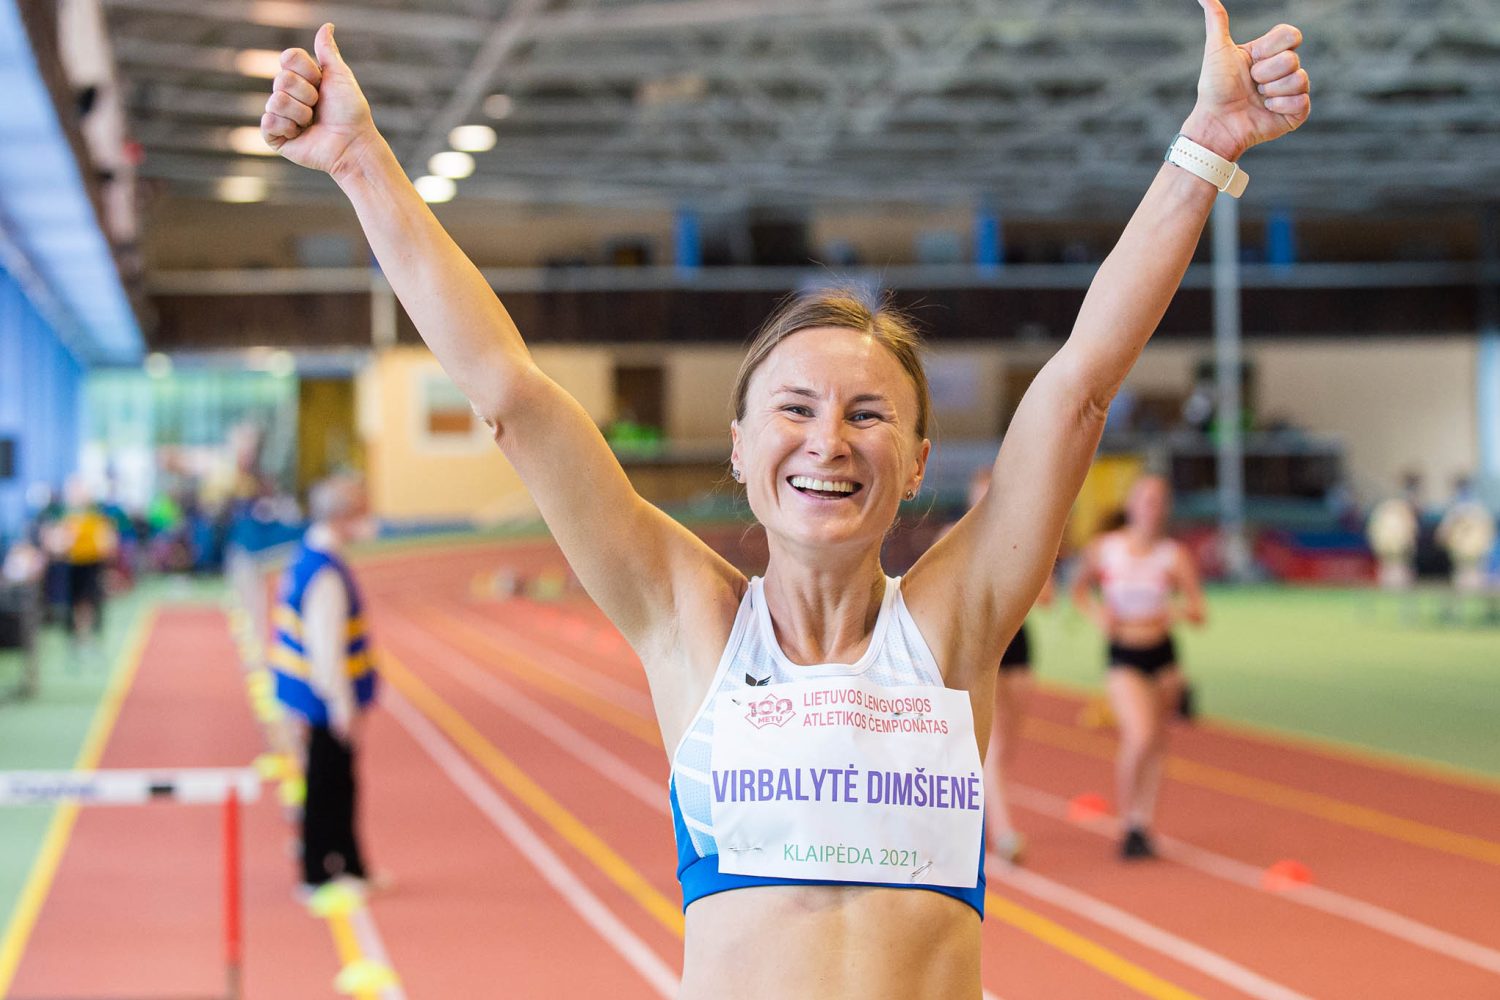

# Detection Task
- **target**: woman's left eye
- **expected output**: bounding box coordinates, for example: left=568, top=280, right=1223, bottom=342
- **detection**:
left=850, top=411, right=880, bottom=423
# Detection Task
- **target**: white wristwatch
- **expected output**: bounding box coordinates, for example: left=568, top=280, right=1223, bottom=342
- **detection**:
left=1164, top=133, right=1248, bottom=198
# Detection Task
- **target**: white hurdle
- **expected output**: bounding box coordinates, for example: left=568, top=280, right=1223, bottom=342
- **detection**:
left=0, top=767, right=261, bottom=807
left=1, top=767, right=262, bottom=1000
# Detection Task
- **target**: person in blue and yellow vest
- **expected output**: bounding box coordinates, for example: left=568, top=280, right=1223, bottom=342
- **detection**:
left=271, top=473, right=378, bottom=892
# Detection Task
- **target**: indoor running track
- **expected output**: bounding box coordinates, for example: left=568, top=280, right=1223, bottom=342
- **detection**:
left=8, top=538, right=1500, bottom=999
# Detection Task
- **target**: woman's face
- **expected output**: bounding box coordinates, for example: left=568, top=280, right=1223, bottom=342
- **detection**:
left=731, top=327, right=929, bottom=555
left=1126, top=477, right=1170, bottom=535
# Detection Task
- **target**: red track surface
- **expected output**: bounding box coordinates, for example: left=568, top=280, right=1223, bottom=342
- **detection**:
left=9, top=608, right=345, bottom=1000
left=12, top=539, right=1500, bottom=999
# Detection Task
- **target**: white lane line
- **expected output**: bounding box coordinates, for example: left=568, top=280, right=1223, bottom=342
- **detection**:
left=384, top=618, right=666, bottom=811
left=348, top=906, right=410, bottom=1000
left=441, top=607, right=657, bottom=716
left=394, top=622, right=1016, bottom=1000
left=990, top=860, right=1314, bottom=1000
left=1008, top=782, right=1500, bottom=976
left=384, top=691, right=680, bottom=998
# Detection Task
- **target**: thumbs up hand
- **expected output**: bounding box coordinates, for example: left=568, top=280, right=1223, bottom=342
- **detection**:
left=1184, top=0, right=1309, bottom=161
left=261, top=23, right=379, bottom=178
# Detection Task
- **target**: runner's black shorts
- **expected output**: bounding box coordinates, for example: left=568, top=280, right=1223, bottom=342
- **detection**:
left=1107, top=637, right=1177, bottom=677
left=1000, top=624, right=1032, bottom=673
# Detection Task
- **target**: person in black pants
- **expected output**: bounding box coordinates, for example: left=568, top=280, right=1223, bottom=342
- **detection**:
left=269, top=475, right=380, bottom=893
left=302, top=724, right=366, bottom=885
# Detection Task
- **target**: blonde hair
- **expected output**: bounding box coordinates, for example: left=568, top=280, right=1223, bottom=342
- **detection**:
left=732, top=288, right=933, bottom=439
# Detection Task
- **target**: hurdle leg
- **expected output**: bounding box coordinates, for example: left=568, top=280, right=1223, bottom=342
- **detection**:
left=224, top=788, right=243, bottom=1000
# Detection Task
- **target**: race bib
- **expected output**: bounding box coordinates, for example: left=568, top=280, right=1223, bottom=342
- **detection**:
left=709, top=676, right=983, bottom=888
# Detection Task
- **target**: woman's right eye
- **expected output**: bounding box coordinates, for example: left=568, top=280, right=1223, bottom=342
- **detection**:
left=781, top=405, right=813, bottom=417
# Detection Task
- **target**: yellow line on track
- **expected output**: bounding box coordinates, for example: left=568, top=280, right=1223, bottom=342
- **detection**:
left=412, top=607, right=662, bottom=747
left=382, top=632, right=1205, bottom=998
left=1191, top=714, right=1500, bottom=796
left=324, top=911, right=378, bottom=1000
left=327, top=911, right=362, bottom=961
left=0, top=609, right=157, bottom=999
left=985, top=892, right=1204, bottom=1000
left=1025, top=717, right=1500, bottom=866
left=424, top=601, right=1500, bottom=866
left=228, top=588, right=389, bottom=999
left=380, top=650, right=686, bottom=936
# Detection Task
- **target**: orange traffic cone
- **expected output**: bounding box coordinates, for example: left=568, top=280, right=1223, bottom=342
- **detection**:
left=1262, top=859, right=1313, bottom=892
left=1067, top=792, right=1111, bottom=823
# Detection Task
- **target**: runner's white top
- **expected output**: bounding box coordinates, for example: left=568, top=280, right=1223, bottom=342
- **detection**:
left=669, top=575, right=986, bottom=908
left=1097, top=533, right=1180, bottom=623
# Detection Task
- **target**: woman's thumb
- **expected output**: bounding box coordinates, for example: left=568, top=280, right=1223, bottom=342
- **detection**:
left=314, top=22, right=343, bottom=71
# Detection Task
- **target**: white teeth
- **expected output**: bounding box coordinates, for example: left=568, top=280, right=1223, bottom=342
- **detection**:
left=790, top=476, right=856, bottom=494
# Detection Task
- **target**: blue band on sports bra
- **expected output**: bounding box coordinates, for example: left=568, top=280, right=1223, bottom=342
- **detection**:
left=669, top=779, right=986, bottom=918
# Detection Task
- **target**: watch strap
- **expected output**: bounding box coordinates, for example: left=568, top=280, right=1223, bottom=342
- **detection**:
left=1164, top=133, right=1248, bottom=198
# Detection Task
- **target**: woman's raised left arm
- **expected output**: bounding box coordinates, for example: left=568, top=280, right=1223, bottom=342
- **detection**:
left=912, top=0, right=1307, bottom=671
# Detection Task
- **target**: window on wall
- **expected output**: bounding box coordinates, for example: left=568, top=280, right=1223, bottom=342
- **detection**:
left=999, top=365, right=1043, bottom=435
left=411, top=369, right=490, bottom=453
left=608, top=364, right=666, bottom=455
left=422, top=377, right=476, bottom=437
left=613, top=365, right=665, bottom=430
left=83, top=370, right=299, bottom=511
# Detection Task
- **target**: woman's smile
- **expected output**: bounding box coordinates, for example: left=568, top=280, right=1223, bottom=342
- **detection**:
left=787, top=475, right=864, bottom=500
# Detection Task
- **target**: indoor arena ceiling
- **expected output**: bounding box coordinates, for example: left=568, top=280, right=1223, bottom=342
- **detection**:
left=100, top=0, right=1500, bottom=216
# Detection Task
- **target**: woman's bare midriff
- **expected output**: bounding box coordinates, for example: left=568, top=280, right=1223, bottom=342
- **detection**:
left=680, top=883, right=981, bottom=1000
left=1110, top=614, right=1172, bottom=651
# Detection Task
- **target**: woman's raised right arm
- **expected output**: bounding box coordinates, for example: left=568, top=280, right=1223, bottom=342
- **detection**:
left=262, top=24, right=527, bottom=417
left=261, top=25, right=744, bottom=652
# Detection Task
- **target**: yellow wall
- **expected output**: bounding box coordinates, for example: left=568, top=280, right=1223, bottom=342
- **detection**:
left=357, top=345, right=615, bottom=522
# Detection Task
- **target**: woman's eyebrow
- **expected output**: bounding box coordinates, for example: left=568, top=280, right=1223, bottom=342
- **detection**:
left=770, top=386, right=891, bottom=406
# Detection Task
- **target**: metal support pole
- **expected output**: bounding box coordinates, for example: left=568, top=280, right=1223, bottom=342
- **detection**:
left=370, top=269, right=397, bottom=351
left=1212, top=196, right=1250, bottom=580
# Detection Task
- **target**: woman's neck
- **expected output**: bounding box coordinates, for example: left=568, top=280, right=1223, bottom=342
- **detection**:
left=760, top=546, right=887, bottom=665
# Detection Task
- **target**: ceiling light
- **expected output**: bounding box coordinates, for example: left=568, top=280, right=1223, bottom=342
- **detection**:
left=448, top=125, right=496, bottom=153
left=216, top=176, right=267, bottom=203
left=233, top=49, right=283, bottom=79
left=414, top=175, right=456, bottom=203
left=246, top=1, right=304, bottom=28
left=144, top=353, right=172, bottom=378
left=228, top=126, right=276, bottom=156
left=428, top=151, right=475, bottom=179
left=636, top=73, right=708, bottom=107
left=483, top=94, right=514, bottom=120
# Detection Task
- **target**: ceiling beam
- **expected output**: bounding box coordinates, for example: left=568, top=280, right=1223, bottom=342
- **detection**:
left=400, top=0, right=553, bottom=171
left=101, top=0, right=484, bottom=43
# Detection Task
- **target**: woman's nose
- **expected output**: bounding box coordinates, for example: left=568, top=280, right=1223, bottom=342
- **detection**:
left=806, top=414, right=850, bottom=459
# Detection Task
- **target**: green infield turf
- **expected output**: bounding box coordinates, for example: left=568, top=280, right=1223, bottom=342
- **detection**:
left=1027, top=584, right=1500, bottom=779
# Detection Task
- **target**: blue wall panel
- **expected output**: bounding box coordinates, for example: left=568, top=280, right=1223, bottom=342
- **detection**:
left=0, top=266, right=83, bottom=545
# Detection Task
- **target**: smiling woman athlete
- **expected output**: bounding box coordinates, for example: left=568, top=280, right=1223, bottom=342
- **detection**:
left=261, top=3, right=1308, bottom=995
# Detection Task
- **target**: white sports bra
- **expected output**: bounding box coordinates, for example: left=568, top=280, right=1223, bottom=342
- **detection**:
left=1097, top=533, right=1179, bottom=622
